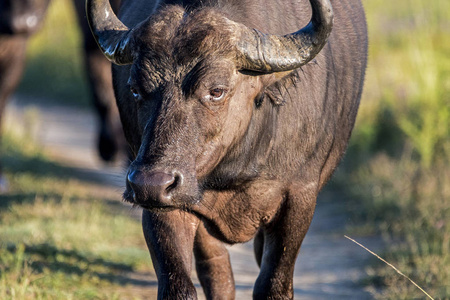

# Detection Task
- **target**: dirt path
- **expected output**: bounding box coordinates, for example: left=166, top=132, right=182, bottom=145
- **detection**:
left=5, top=98, right=380, bottom=299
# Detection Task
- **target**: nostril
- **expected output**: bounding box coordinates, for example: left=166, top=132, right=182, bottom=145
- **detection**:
left=149, top=172, right=175, bottom=189
left=165, top=172, right=181, bottom=194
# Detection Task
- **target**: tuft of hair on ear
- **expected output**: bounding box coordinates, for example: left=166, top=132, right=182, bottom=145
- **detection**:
left=264, top=82, right=286, bottom=105
left=265, top=88, right=284, bottom=105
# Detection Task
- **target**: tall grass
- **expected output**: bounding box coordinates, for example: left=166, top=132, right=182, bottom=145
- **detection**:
left=358, top=0, right=450, bottom=166
left=341, top=0, right=450, bottom=298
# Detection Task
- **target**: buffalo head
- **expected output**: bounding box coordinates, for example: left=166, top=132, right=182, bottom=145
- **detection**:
left=86, top=0, right=333, bottom=210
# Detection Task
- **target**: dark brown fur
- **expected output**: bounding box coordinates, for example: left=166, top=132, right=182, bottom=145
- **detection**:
left=110, top=0, right=367, bottom=298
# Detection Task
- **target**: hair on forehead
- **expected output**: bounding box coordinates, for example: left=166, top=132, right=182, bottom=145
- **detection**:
left=173, top=7, right=238, bottom=65
left=134, top=5, right=238, bottom=67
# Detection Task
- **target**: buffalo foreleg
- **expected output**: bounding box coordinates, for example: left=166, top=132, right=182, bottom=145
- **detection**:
left=194, top=222, right=235, bottom=300
left=253, top=183, right=317, bottom=299
left=142, top=209, right=200, bottom=300
left=73, top=0, right=125, bottom=162
left=253, top=228, right=264, bottom=268
left=0, top=36, right=28, bottom=192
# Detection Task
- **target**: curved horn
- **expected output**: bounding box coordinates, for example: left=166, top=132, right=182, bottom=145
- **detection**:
left=86, top=0, right=133, bottom=65
left=237, top=0, right=333, bottom=73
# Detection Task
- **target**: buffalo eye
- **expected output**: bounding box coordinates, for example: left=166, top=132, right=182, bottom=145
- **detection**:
left=209, top=88, right=226, bottom=102
left=130, top=86, right=141, bottom=101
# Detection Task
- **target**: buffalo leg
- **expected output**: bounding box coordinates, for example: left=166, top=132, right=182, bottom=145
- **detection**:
left=142, top=209, right=200, bottom=300
left=72, top=0, right=125, bottom=162
left=0, top=36, right=28, bottom=192
left=84, top=49, right=125, bottom=161
left=253, top=228, right=264, bottom=268
left=253, top=184, right=317, bottom=299
left=194, top=222, right=235, bottom=300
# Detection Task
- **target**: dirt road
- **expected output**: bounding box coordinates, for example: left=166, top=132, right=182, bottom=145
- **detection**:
left=5, top=98, right=380, bottom=299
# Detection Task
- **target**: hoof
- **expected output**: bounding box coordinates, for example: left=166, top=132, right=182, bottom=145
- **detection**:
left=98, top=127, right=118, bottom=162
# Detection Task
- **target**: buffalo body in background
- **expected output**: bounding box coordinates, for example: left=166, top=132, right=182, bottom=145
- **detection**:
left=0, top=0, right=126, bottom=191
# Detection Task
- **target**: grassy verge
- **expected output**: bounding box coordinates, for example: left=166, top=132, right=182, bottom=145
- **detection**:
left=338, top=0, right=450, bottom=298
left=341, top=155, right=449, bottom=299
left=0, top=132, right=152, bottom=299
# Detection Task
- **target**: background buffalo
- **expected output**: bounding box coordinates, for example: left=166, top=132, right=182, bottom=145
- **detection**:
left=0, top=0, right=126, bottom=191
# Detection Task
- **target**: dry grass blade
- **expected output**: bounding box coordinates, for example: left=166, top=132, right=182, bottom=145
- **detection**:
left=344, top=235, right=435, bottom=300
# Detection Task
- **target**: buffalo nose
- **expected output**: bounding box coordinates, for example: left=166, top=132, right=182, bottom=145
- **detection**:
left=127, top=170, right=180, bottom=206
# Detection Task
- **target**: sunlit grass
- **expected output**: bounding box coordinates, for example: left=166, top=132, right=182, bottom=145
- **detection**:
left=345, top=153, right=449, bottom=297
left=0, top=132, right=151, bottom=299
left=343, top=0, right=450, bottom=298
left=358, top=0, right=450, bottom=167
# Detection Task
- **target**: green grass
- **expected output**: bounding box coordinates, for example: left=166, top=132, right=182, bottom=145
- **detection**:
left=343, top=154, right=449, bottom=299
left=339, top=0, right=450, bottom=298
left=0, top=132, right=152, bottom=299
left=357, top=0, right=450, bottom=167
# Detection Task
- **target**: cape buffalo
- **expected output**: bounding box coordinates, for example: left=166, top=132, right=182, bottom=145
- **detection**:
left=0, top=0, right=50, bottom=191
left=87, top=0, right=367, bottom=298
